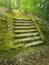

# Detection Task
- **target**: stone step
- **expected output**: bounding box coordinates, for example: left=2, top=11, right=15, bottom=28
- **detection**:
left=13, top=21, right=32, bottom=23
left=13, top=18, right=31, bottom=21
left=14, top=26, right=35, bottom=28
left=14, top=27, right=35, bottom=30
left=13, top=23, right=33, bottom=26
left=25, top=41, right=43, bottom=47
left=14, top=36, right=41, bottom=42
left=14, top=34, right=39, bottom=39
left=14, top=38, right=42, bottom=44
left=14, top=29, right=37, bottom=33
left=14, top=32, right=39, bottom=37
left=14, top=24, right=34, bottom=26
left=14, top=31, right=38, bottom=34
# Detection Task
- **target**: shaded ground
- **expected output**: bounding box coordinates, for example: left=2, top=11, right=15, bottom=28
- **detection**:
left=0, top=44, right=49, bottom=65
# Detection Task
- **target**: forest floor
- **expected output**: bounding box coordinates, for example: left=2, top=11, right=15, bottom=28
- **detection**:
left=0, top=6, right=49, bottom=65
left=0, top=44, right=49, bottom=65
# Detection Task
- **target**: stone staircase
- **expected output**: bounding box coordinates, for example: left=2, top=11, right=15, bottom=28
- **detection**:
left=13, top=18, right=43, bottom=47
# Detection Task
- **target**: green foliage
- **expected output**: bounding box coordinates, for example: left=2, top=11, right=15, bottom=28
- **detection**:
left=0, top=0, right=11, bottom=9
left=20, top=0, right=49, bottom=20
left=0, top=0, right=49, bottom=20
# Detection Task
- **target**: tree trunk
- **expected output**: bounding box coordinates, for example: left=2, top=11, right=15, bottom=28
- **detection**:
left=17, top=0, right=20, bottom=10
